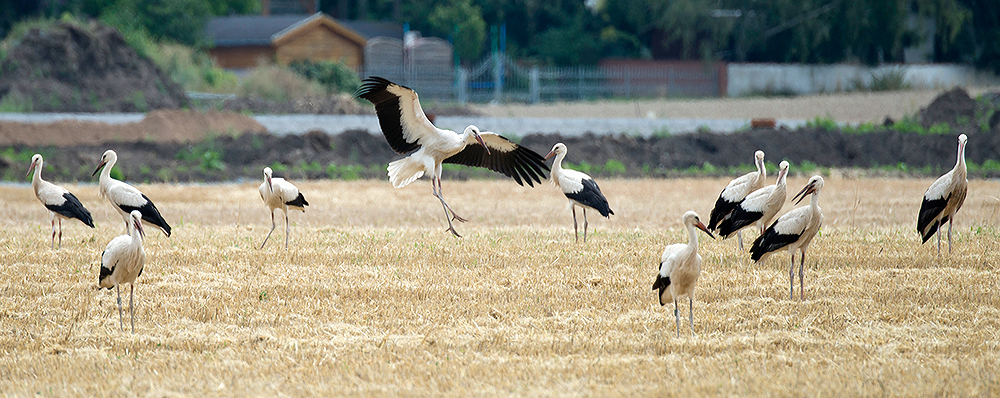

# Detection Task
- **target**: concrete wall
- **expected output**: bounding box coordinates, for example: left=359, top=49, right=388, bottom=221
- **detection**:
left=727, top=63, right=998, bottom=97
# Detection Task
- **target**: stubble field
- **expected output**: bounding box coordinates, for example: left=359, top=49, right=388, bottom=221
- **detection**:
left=1, top=176, right=999, bottom=396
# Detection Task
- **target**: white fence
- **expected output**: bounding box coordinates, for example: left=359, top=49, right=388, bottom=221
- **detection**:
left=726, top=63, right=998, bottom=97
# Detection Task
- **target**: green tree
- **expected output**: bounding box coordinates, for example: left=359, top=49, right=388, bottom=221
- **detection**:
left=426, top=0, right=486, bottom=62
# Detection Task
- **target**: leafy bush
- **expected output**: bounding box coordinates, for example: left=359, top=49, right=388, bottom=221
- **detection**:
left=152, top=44, right=238, bottom=93
left=240, top=61, right=326, bottom=102
left=288, top=59, right=361, bottom=94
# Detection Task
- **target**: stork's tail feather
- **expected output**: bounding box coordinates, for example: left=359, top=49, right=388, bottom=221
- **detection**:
left=920, top=220, right=940, bottom=243
left=286, top=193, right=309, bottom=210
left=388, top=158, right=424, bottom=188
left=652, top=272, right=671, bottom=306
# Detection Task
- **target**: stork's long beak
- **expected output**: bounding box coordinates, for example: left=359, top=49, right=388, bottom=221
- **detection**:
left=92, top=160, right=106, bottom=177
left=544, top=150, right=555, bottom=161
left=792, top=183, right=815, bottom=205
left=135, top=220, right=145, bottom=238
left=25, top=162, right=35, bottom=178
left=474, top=134, right=491, bottom=155
left=696, top=221, right=716, bottom=239
left=266, top=175, right=273, bottom=192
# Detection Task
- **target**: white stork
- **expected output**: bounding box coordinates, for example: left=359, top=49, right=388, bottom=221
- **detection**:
left=652, top=211, right=715, bottom=336
left=26, top=154, right=95, bottom=248
left=749, top=175, right=824, bottom=301
left=918, top=134, right=968, bottom=254
left=98, top=210, right=146, bottom=333
left=354, top=76, right=549, bottom=237
left=259, top=166, right=309, bottom=249
left=544, top=143, right=614, bottom=242
left=716, top=160, right=789, bottom=240
left=93, top=150, right=171, bottom=236
left=708, top=150, right=766, bottom=250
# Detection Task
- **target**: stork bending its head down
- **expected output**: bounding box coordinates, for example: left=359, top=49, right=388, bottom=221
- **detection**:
left=918, top=134, right=968, bottom=254
left=708, top=150, right=766, bottom=250
left=749, top=175, right=825, bottom=301
left=545, top=143, right=614, bottom=242
left=93, top=150, right=172, bottom=237
left=354, top=76, right=549, bottom=237
left=652, top=211, right=715, bottom=336
left=99, top=210, right=146, bottom=333
left=259, top=166, right=309, bottom=249
left=716, top=160, right=789, bottom=240
left=27, top=154, right=95, bottom=248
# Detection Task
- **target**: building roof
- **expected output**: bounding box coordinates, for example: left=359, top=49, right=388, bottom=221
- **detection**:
left=205, top=13, right=403, bottom=47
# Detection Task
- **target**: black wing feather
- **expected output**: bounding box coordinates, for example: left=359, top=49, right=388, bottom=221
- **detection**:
left=708, top=194, right=739, bottom=231
left=749, top=221, right=800, bottom=262
left=45, top=192, right=95, bottom=228
left=651, top=273, right=671, bottom=306
left=354, top=77, right=421, bottom=155
left=564, top=178, right=614, bottom=217
left=118, top=194, right=171, bottom=237
left=917, top=196, right=948, bottom=242
left=716, top=205, right=763, bottom=238
left=443, top=137, right=549, bottom=186
left=286, top=192, right=309, bottom=208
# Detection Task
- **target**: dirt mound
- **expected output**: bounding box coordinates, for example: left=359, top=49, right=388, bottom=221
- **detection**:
left=0, top=20, right=186, bottom=112
left=918, top=87, right=977, bottom=128
left=0, top=110, right=264, bottom=146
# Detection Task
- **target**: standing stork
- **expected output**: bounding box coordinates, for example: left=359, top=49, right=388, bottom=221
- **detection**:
left=717, top=161, right=789, bottom=240
left=749, top=175, right=824, bottom=301
left=918, top=134, right=968, bottom=254
left=545, top=143, right=614, bottom=242
left=354, top=76, right=549, bottom=237
left=98, top=210, right=146, bottom=333
left=259, top=166, right=309, bottom=249
left=652, top=211, right=715, bottom=336
left=26, top=154, right=95, bottom=248
left=93, top=150, right=171, bottom=236
left=708, top=150, right=766, bottom=250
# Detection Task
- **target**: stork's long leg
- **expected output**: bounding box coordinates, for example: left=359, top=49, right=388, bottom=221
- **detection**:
left=799, top=251, right=806, bottom=301
left=688, top=296, right=695, bottom=334
left=936, top=220, right=942, bottom=255
left=129, top=283, right=135, bottom=333
left=50, top=214, right=57, bottom=249
left=583, top=208, right=589, bottom=243
left=433, top=177, right=463, bottom=237
left=116, top=285, right=123, bottom=331
left=947, top=219, right=954, bottom=254
left=260, top=209, right=276, bottom=249
left=572, top=206, right=579, bottom=242
left=57, top=218, right=62, bottom=249
left=283, top=207, right=290, bottom=249
left=737, top=231, right=744, bottom=251
left=673, top=298, right=680, bottom=337
left=434, top=177, right=466, bottom=222
left=789, top=254, right=796, bottom=300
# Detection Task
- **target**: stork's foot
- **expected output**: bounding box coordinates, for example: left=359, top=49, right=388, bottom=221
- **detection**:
left=446, top=226, right=463, bottom=238
left=451, top=213, right=468, bottom=223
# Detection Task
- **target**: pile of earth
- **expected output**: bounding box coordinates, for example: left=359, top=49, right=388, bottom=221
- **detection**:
left=915, top=87, right=1000, bottom=132
left=0, top=20, right=187, bottom=112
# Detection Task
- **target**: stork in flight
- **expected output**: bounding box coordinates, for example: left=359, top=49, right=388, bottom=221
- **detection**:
left=26, top=154, right=95, bottom=248
left=652, top=211, right=715, bottom=336
left=545, top=143, right=614, bottom=242
left=354, top=76, right=549, bottom=237
left=99, top=210, right=146, bottom=333
left=93, top=150, right=172, bottom=236
left=918, top=134, right=968, bottom=254
left=708, top=150, right=766, bottom=250
left=716, top=160, right=789, bottom=240
left=749, top=175, right=824, bottom=301
left=259, top=166, right=309, bottom=249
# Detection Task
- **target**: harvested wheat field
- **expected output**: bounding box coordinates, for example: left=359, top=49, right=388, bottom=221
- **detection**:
left=1, top=177, right=999, bottom=396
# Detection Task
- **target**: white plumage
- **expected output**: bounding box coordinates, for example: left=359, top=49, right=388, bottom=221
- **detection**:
left=27, top=154, right=94, bottom=248
left=917, top=134, right=968, bottom=254
left=708, top=150, right=766, bottom=249
left=355, top=76, right=548, bottom=237
left=749, top=175, right=825, bottom=301
left=93, top=150, right=171, bottom=236
left=652, top=211, right=715, bottom=336
left=259, top=166, right=309, bottom=249
left=98, top=210, right=146, bottom=333
left=545, top=143, right=614, bottom=242
left=716, top=160, right=789, bottom=239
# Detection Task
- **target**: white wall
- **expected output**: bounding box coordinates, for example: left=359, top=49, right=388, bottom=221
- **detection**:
left=727, top=63, right=998, bottom=97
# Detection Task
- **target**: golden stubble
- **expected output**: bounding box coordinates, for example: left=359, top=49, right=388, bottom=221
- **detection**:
left=0, top=177, right=998, bottom=396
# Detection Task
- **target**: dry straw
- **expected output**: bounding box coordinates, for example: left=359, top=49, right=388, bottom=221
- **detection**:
left=0, top=177, right=998, bottom=395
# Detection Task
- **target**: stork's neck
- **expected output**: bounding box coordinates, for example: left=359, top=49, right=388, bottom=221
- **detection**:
left=100, top=157, right=116, bottom=183
left=31, top=161, right=43, bottom=190
left=686, top=223, right=701, bottom=251
left=757, top=158, right=766, bottom=182
left=551, top=151, right=567, bottom=172
left=809, top=189, right=821, bottom=210
left=955, top=141, right=967, bottom=175
left=129, top=224, right=144, bottom=248
left=776, top=170, right=787, bottom=188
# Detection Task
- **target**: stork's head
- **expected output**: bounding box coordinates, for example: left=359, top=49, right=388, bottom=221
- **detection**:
left=26, top=154, right=42, bottom=178
left=129, top=210, right=145, bottom=238
left=544, top=142, right=567, bottom=161
left=777, top=160, right=789, bottom=179
left=92, top=149, right=117, bottom=177
left=682, top=210, right=715, bottom=239
left=464, top=125, right=490, bottom=155
left=792, top=175, right=824, bottom=205
left=263, top=167, right=273, bottom=191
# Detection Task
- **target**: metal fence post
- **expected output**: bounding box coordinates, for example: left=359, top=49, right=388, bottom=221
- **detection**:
left=457, top=68, right=468, bottom=104
left=530, top=66, right=540, bottom=104
left=492, top=53, right=502, bottom=103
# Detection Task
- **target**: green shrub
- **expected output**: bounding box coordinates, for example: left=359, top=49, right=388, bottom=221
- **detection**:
left=288, top=59, right=361, bottom=94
